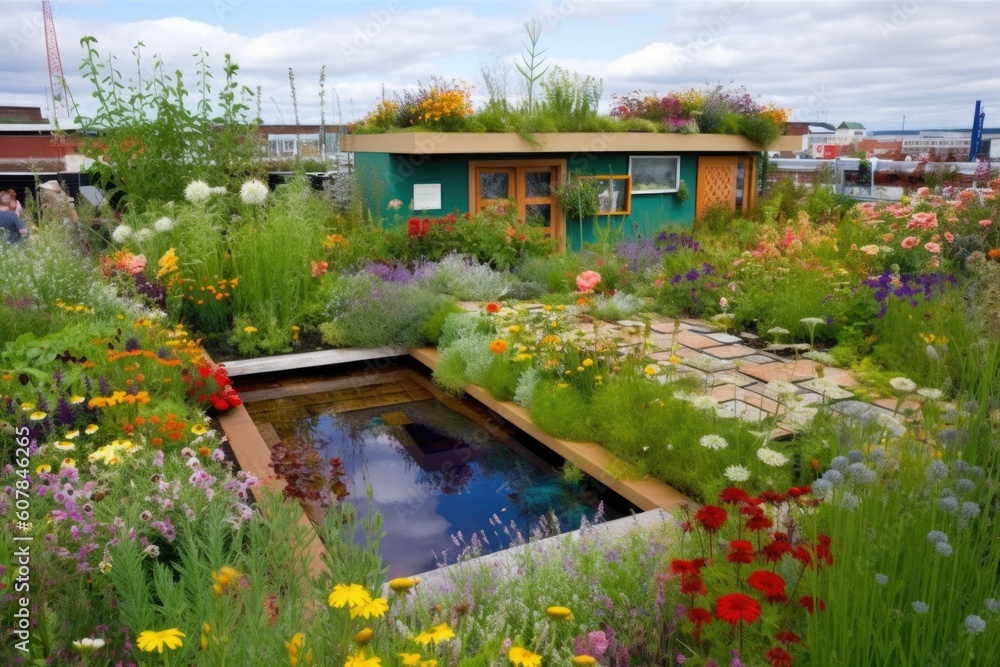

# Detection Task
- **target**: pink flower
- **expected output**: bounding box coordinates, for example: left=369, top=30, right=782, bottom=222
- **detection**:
left=924, top=242, right=941, bottom=254
left=944, top=231, right=955, bottom=242
left=719, top=297, right=729, bottom=310
left=980, top=219, right=993, bottom=228
left=123, top=254, right=147, bottom=275
left=387, top=198, right=402, bottom=210
left=576, top=270, right=602, bottom=293
left=901, top=236, right=920, bottom=250
left=917, top=187, right=930, bottom=196
left=907, top=212, right=938, bottom=230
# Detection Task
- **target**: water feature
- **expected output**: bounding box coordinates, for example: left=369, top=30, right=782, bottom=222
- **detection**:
left=239, top=363, right=633, bottom=576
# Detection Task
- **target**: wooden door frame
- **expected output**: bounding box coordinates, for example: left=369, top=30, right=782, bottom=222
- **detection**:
left=469, top=158, right=567, bottom=252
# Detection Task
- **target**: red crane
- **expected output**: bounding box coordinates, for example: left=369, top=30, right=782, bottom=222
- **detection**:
left=42, top=0, right=70, bottom=119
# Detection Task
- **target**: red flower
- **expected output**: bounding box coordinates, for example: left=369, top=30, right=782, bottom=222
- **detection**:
left=680, top=575, right=707, bottom=597
left=694, top=505, right=728, bottom=533
left=407, top=218, right=421, bottom=236
left=787, top=486, right=811, bottom=498
left=746, top=514, right=774, bottom=532
left=670, top=558, right=707, bottom=577
left=775, top=630, right=802, bottom=646
left=719, top=487, right=749, bottom=505
left=759, top=489, right=788, bottom=505
left=761, top=539, right=793, bottom=563
left=815, top=535, right=834, bottom=567
left=727, top=540, right=755, bottom=564
left=198, top=365, right=212, bottom=379
left=715, top=593, right=761, bottom=627
left=798, top=596, right=826, bottom=614
left=687, top=607, right=712, bottom=641
left=792, top=546, right=813, bottom=568
left=766, top=646, right=794, bottom=667
left=485, top=302, right=500, bottom=314
left=747, top=570, right=787, bottom=603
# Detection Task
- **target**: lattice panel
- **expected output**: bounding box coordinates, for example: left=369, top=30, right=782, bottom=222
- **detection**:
left=702, top=165, right=735, bottom=208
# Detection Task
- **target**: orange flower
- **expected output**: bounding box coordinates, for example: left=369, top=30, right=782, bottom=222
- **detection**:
left=484, top=302, right=500, bottom=314
left=489, top=339, right=509, bottom=354
left=988, top=248, right=1000, bottom=262
left=311, top=260, right=329, bottom=277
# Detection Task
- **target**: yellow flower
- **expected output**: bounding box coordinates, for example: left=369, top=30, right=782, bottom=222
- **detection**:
left=29, top=411, right=47, bottom=421
left=136, top=628, right=185, bottom=653
left=489, top=339, right=509, bottom=354
left=285, top=632, right=305, bottom=665
left=243, top=326, right=258, bottom=334
left=577, top=366, right=584, bottom=372
left=65, top=429, right=80, bottom=439
left=349, top=596, right=388, bottom=619
left=546, top=605, right=574, bottom=620
left=388, top=576, right=420, bottom=592
left=200, top=623, right=211, bottom=651
left=556, top=305, right=566, bottom=311
left=556, top=382, right=569, bottom=389
left=211, top=566, right=241, bottom=596
left=344, top=650, right=381, bottom=667
left=85, top=424, right=99, bottom=435
left=573, top=656, right=598, bottom=666
left=60, top=458, right=76, bottom=469
left=542, top=305, right=552, bottom=311
left=582, top=359, right=594, bottom=367
left=643, top=365, right=658, bottom=376
left=540, top=335, right=561, bottom=346
left=69, top=395, right=86, bottom=404
left=508, top=647, right=542, bottom=667
left=400, top=654, right=422, bottom=666
left=669, top=355, right=681, bottom=365
left=54, top=441, right=75, bottom=451
left=191, top=423, right=208, bottom=435
left=36, top=463, right=52, bottom=474
left=421, top=661, right=438, bottom=667
left=354, top=628, right=374, bottom=645
left=328, top=583, right=371, bottom=609
left=414, top=623, right=455, bottom=645
left=20, top=402, right=35, bottom=411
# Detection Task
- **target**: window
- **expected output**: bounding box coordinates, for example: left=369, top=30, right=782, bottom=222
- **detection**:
left=581, top=175, right=631, bottom=215
left=629, top=156, right=680, bottom=194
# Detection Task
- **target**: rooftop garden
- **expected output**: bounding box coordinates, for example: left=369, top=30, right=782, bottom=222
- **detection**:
left=348, top=21, right=788, bottom=146
left=2, top=37, right=1000, bottom=667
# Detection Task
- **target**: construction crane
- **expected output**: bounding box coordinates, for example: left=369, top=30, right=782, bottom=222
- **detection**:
left=42, top=0, right=71, bottom=119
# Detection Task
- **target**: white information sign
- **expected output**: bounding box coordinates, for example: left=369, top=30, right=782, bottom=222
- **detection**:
left=413, top=183, right=442, bottom=211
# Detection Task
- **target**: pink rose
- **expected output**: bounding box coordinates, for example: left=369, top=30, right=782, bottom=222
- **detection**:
left=901, top=236, right=920, bottom=249
left=917, top=187, right=930, bottom=196
left=944, top=232, right=955, bottom=242
left=980, top=219, right=993, bottom=228
left=576, top=270, right=602, bottom=293
left=924, top=242, right=941, bottom=254
left=907, top=212, right=937, bottom=230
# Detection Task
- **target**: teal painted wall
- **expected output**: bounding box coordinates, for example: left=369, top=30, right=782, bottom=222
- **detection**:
left=354, top=153, right=468, bottom=219
left=355, top=149, right=746, bottom=251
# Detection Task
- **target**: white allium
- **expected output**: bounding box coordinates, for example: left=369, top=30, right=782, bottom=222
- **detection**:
left=154, top=216, right=175, bottom=232
left=724, top=465, right=751, bottom=482
left=240, top=179, right=269, bottom=205
left=133, top=228, right=153, bottom=243
left=184, top=180, right=212, bottom=204
left=889, top=377, right=917, bottom=393
left=110, top=224, right=132, bottom=244
left=757, top=447, right=789, bottom=467
left=699, top=434, right=728, bottom=451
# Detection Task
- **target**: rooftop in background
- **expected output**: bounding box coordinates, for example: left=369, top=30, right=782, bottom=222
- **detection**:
left=0, top=106, right=47, bottom=124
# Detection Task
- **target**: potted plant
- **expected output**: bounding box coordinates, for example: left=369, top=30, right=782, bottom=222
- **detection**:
left=555, top=175, right=600, bottom=251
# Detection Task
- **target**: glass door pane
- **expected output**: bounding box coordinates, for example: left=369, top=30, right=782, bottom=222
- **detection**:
left=525, top=171, right=552, bottom=198
left=480, top=171, right=511, bottom=200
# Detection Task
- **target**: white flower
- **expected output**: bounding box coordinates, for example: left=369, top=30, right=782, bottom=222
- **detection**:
left=154, top=216, right=175, bottom=232
left=133, top=228, right=153, bottom=243
left=917, top=387, right=944, bottom=401
left=757, top=447, right=789, bottom=467
left=240, top=179, right=269, bottom=205
left=143, top=544, right=160, bottom=557
left=800, top=317, right=825, bottom=327
left=690, top=395, right=719, bottom=411
left=889, top=377, right=917, bottom=393
left=71, top=637, right=106, bottom=656
left=767, top=327, right=790, bottom=336
left=724, top=465, right=751, bottom=482
left=211, top=186, right=228, bottom=195
left=110, top=224, right=132, bottom=244
left=699, top=434, right=728, bottom=451
left=184, top=180, right=212, bottom=204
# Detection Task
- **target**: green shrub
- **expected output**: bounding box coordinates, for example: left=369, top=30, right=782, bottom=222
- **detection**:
left=528, top=379, right=595, bottom=442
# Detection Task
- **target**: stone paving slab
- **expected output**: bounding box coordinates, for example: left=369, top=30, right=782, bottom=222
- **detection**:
left=742, top=353, right=783, bottom=365
left=717, top=400, right=770, bottom=422
left=702, top=344, right=759, bottom=359
left=681, top=355, right=738, bottom=373
left=705, top=332, right=744, bottom=344
left=709, top=372, right=758, bottom=388
left=677, top=330, right=724, bottom=349
left=797, top=378, right=855, bottom=400
left=739, top=359, right=818, bottom=383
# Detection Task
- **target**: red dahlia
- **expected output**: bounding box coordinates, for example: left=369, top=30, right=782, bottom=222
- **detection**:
left=747, top=570, right=788, bottom=603
left=798, top=596, right=826, bottom=614
left=715, top=593, right=761, bottom=627
left=694, top=505, right=728, bottom=532
left=766, top=646, right=794, bottom=667
left=719, top=487, right=749, bottom=505
left=727, top=540, right=755, bottom=564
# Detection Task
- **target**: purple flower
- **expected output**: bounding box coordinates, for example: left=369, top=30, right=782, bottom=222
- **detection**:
left=685, top=269, right=700, bottom=282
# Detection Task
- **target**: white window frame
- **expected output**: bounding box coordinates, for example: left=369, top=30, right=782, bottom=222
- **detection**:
left=629, top=155, right=680, bottom=194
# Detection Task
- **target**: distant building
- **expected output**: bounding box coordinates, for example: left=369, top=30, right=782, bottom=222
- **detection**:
left=258, top=125, right=343, bottom=160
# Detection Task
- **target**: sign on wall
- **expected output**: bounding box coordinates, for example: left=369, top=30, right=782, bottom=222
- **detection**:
left=413, top=183, right=442, bottom=211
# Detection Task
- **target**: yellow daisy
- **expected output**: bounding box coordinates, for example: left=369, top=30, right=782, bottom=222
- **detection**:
left=85, top=424, right=99, bottom=435
left=54, top=441, right=76, bottom=451
left=400, top=654, right=422, bottom=666
left=328, top=583, right=371, bottom=609
left=136, top=628, right=185, bottom=653
left=349, top=597, right=388, bottom=620
left=191, top=423, right=208, bottom=435
left=414, top=623, right=455, bottom=645
left=508, top=647, right=542, bottom=667
left=344, top=650, right=381, bottom=667
left=69, top=395, right=86, bottom=404
left=36, top=463, right=52, bottom=474
left=65, top=430, right=80, bottom=440
left=29, top=411, right=47, bottom=421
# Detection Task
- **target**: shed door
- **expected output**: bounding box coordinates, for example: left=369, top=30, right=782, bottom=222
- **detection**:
left=471, top=160, right=565, bottom=250
left=696, top=156, right=755, bottom=219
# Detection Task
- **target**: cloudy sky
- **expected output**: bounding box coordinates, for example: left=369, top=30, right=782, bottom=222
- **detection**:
left=4, top=0, right=998, bottom=131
